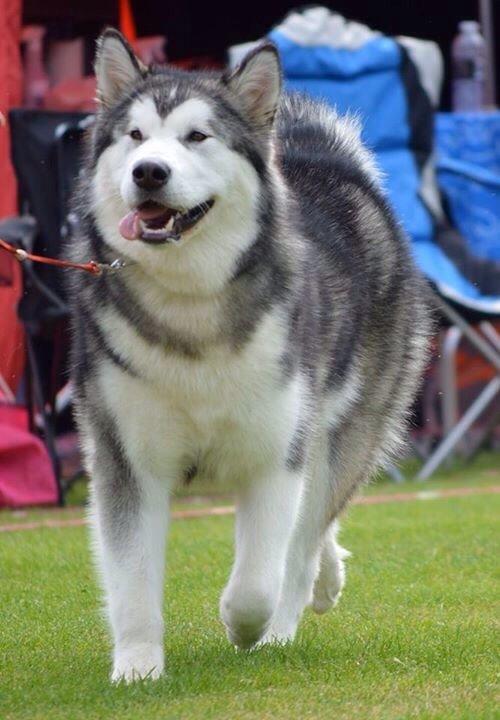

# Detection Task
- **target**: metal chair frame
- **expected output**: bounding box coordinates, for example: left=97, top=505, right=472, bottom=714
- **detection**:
left=417, top=295, right=500, bottom=480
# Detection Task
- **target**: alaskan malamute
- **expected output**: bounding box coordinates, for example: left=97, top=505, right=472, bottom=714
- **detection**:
left=68, top=29, right=430, bottom=682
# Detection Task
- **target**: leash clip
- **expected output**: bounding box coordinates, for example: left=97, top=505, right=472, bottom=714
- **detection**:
left=96, top=258, right=128, bottom=274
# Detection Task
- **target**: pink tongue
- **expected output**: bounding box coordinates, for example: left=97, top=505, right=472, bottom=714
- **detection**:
left=119, top=210, right=141, bottom=241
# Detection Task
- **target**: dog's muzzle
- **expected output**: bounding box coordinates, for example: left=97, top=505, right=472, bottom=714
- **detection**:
left=118, top=199, right=215, bottom=245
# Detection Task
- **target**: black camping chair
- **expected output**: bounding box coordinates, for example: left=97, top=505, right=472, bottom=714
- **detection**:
left=1, top=109, right=92, bottom=503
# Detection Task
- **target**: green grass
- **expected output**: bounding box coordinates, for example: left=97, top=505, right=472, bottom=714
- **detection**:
left=1, top=459, right=499, bottom=720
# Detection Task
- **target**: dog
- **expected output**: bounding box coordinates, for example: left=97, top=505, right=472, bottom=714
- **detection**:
left=68, top=28, right=431, bottom=682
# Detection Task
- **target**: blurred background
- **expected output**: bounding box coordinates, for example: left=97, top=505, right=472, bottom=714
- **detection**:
left=0, top=0, right=498, bottom=507
left=17, top=0, right=500, bottom=108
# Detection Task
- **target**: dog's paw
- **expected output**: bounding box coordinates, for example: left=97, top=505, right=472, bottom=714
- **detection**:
left=311, top=573, right=344, bottom=614
left=311, top=544, right=349, bottom=614
left=255, top=629, right=294, bottom=648
left=111, top=643, right=164, bottom=684
left=224, top=619, right=272, bottom=650
left=220, top=584, right=275, bottom=650
left=255, top=615, right=298, bottom=648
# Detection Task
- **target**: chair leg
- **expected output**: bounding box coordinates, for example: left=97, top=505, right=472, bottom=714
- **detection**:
left=416, top=376, right=500, bottom=480
left=435, top=298, right=500, bottom=371
left=439, top=326, right=462, bottom=452
left=385, top=463, right=405, bottom=483
left=26, top=334, right=64, bottom=505
left=480, top=322, right=500, bottom=353
left=462, top=407, right=500, bottom=460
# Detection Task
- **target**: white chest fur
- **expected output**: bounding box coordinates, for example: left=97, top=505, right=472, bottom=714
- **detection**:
left=97, top=303, right=304, bottom=487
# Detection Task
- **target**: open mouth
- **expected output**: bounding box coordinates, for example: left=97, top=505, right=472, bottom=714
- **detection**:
left=118, top=199, right=215, bottom=245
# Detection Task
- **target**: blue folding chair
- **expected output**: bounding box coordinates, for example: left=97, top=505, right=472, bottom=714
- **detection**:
left=231, top=7, right=500, bottom=477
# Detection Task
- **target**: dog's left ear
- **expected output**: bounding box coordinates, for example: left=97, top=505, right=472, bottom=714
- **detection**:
left=95, top=28, right=146, bottom=108
left=223, top=43, right=281, bottom=129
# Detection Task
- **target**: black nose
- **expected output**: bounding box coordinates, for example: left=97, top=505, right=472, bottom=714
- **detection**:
left=132, top=160, right=170, bottom=190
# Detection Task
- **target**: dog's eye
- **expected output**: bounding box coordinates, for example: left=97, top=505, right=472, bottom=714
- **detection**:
left=129, top=129, right=143, bottom=141
left=187, top=130, right=208, bottom=143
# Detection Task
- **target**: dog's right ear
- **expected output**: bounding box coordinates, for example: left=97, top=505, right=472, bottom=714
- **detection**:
left=223, top=43, right=281, bottom=130
left=94, top=29, right=146, bottom=108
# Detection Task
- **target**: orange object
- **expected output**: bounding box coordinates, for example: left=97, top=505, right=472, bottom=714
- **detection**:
left=0, top=0, right=24, bottom=394
left=119, top=0, right=137, bottom=43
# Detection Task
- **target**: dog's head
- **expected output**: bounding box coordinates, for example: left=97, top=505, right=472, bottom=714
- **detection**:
left=90, top=29, right=281, bottom=253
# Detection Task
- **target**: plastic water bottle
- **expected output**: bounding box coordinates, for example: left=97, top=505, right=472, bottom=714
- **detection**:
left=451, top=21, right=486, bottom=111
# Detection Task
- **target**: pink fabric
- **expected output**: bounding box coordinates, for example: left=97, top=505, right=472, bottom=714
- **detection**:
left=44, top=76, right=97, bottom=112
left=0, top=405, right=58, bottom=507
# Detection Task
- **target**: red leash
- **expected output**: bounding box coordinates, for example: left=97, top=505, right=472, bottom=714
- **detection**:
left=0, top=238, right=124, bottom=275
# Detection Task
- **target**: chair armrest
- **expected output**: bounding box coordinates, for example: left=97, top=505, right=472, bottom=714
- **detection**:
left=0, top=215, right=37, bottom=252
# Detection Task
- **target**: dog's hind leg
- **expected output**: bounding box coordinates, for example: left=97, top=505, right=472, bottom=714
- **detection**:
left=259, top=432, right=348, bottom=644
left=263, top=409, right=390, bottom=644
left=260, top=474, right=333, bottom=642
left=311, top=522, right=349, bottom=614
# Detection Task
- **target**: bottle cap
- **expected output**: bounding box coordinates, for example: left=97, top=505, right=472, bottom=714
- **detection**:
left=459, top=20, right=481, bottom=34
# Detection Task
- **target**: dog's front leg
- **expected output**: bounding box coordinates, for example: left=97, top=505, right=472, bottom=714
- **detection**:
left=89, top=441, right=169, bottom=683
left=220, top=469, right=303, bottom=649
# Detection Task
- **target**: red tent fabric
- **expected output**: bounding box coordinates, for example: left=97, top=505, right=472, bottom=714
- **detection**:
left=0, top=0, right=58, bottom=506
left=0, top=0, right=24, bottom=394
left=0, top=405, right=58, bottom=506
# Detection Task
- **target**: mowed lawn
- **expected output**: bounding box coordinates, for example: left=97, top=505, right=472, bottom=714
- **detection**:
left=1, top=459, right=499, bottom=719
